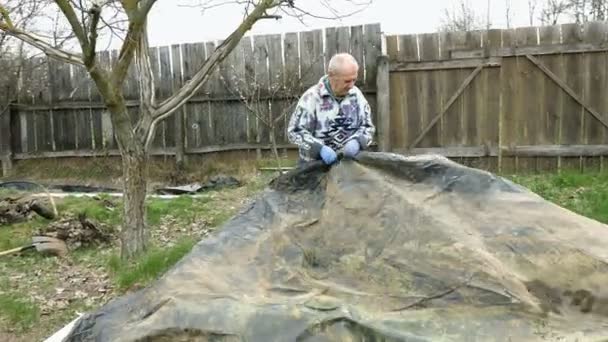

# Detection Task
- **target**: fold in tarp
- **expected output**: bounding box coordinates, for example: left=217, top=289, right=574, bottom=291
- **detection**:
left=63, top=152, right=608, bottom=341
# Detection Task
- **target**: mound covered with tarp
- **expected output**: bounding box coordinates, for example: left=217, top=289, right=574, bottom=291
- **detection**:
left=63, top=152, right=608, bottom=341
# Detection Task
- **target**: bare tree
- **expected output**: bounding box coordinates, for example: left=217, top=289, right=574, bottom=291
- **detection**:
left=529, top=0, right=539, bottom=25
left=0, top=0, right=370, bottom=260
left=505, top=0, right=513, bottom=28
left=540, top=0, right=572, bottom=25
left=439, top=0, right=486, bottom=32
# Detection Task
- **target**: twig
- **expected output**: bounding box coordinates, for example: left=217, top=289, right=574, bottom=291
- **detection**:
left=390, top=274, right=474, bottom=312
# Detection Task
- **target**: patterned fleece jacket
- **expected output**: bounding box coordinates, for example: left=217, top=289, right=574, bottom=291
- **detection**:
left=287, top=76, right=375, bottom=162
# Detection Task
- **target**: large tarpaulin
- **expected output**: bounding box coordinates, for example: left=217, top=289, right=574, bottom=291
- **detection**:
left=64, top=152, right=608, bottom=341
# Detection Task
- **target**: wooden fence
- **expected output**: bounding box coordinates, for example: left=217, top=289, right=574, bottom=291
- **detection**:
left=0, top=23, right=382, bottom=168
left=381, top=21, right=608, bottom=173
left=3, top=21, right=608, bottom=175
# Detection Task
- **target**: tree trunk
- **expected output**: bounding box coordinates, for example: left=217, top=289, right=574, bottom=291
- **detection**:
left=120, top=148, right=149, bottom=260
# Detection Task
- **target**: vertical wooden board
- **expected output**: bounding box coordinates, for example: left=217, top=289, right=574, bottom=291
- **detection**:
left=148, top=47, right=161, bottom=98
left=482, top=29, right=501, bottom=151
left=419, top=69, right=440, bottom=148
left=438, top=31, right=467, bottom=60
left=210, top=101, right=228, bottom=145
left=537, top=25, right=562, bottom=171
left=1, top=108, right=12, bottom=156
left=90, top=109, right=102, bottom=150
left=241, top=38, right=256, bottom=145
left=158, top=46, right=172, bottom=99
left=184, top=103, right=196, bottom=149
left=63, top=110, right=76, bottom=150
left=440, top=68, right=465, bottom=147
left=418, top=33, right=439, bottom=62
left=405, top=72, right=421, bottom=148
left=461, top=31, right=483, bottom=154
left=515, top=26, right=539, bottom=46
left=581, top=22, right=608, bottom=171
left=299, top=29, right=324, bottom=89
left=386, top=36, right=399, bottom=61
left=47, top=59, right=66, bottom=102
left=283, top=32, right=300, bottom=92
left=9, top=109, right=21, bottom=154
left=35, top=111, right=52, bottom=151
left=52, top=110, right=64, bottom=150
left=499, top=29, right=517, bottom=173
left=160, top=46, right=174, bottom=148
left=25, top=112, right=36, bottom=153
left=17, top=58, right=35, bottom=104
left=266, top=34, right=283, bottom=94
left=169, top=44, right=184, bottom=149
left=363, top=24, right=381, bottom=90
left=253, top=36, right=270, bottom=96
left=199, top=102, right=214, bottom=146
left=325, top=27, right=338, bottom=62
left=232, top=39, right=250, bottom=144
left=216, top=39, right=237, bottom=145
left=398, top=34, right=418, bottom=62
left=388, top=32, right=405, bottom=149
left=561, top=23, right=583, bottom=46
left=259, top=100, right=271, bottom=144
left=77, top=109, right=93, bottom=150
left=350, top=25, right=364, bottom=84
left=518, top=27, right=541, bottom=172
left=336, top=26, right=350, bottom=54
left=70, top=64, right=91, bottom=101
left=560, top=23, right=584, bottom=171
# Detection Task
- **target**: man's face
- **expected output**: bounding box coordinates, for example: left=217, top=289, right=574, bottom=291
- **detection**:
left=329, top=63, right=358, bottom=97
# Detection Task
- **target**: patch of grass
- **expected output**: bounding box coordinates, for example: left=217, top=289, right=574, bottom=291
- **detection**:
left=147, top=196, right=207, bottom=226
left=0, top=293, right=40, bottom=332
left=107, top=237, right=196, bottom=291
left=507, top=171, right=608, bottom=224
left=56, top=195, right=122, bottom=226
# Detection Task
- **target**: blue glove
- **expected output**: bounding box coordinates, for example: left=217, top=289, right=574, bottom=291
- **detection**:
left=320, top=145, right=338, bottom=165
left=343, top=139, right=360, bottom=158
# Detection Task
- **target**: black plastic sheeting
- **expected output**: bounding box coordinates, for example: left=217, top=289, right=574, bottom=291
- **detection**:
left=63, top=152, right=608, bottom=341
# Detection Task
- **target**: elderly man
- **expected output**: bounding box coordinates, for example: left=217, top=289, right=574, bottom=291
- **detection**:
left=287, top=53, right=375, bottom=166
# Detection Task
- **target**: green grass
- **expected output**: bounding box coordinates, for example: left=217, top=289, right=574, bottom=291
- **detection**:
left=508, top=171, right=608, bottom=224
left=56, top=195, right=122, bottom=226
left=107, top=237, right=197, bottom=291
left=0, top=293, right=40, bottom=332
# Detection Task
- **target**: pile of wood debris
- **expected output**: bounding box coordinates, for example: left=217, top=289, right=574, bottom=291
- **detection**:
left=36, top=213, right=116, bottom=250
left=0, top=196, right=56, bottom=225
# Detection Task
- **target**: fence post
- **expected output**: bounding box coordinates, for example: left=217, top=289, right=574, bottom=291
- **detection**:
left=376, top=55, right=391, bottom=152
left=0, top=104, right=13, bottom=177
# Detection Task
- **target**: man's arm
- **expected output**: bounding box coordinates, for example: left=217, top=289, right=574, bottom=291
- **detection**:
left=287, top=94, right=325, bottom=159
left=351, top=94, right=376, bottom=149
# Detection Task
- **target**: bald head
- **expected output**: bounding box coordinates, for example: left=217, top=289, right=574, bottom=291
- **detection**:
left=327, top=53, right=359, bottom=96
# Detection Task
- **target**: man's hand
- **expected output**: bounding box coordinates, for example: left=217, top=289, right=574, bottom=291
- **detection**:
left=343, top=140, right=360, bottom=158
left=320, top=145, right=338, bottom=165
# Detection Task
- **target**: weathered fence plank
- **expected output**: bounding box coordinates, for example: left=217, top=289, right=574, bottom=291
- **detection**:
left=171, top=44, right=185, bottom=163
left=537, top=24, right=562, bottom=171
left=299, top=29, right=324, bottom=89
left=363, top=23, right=382, bottom=90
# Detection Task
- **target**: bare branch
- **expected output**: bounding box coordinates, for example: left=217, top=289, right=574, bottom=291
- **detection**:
left=0, top=23, right=84, bottom=65
left=85, top=3, right=101, bottom=66
left=55, top=0, right=89, bottom=49
left=149, top=0, right=285, bottom=148
left=0, top=5, right=15, bottom=29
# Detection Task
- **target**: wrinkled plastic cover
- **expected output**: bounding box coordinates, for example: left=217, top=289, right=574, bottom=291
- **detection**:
left=64, top=152, right=608, bottom=341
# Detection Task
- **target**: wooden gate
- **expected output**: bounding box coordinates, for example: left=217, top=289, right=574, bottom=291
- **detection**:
left=384, top=22, right=608, bottom=173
